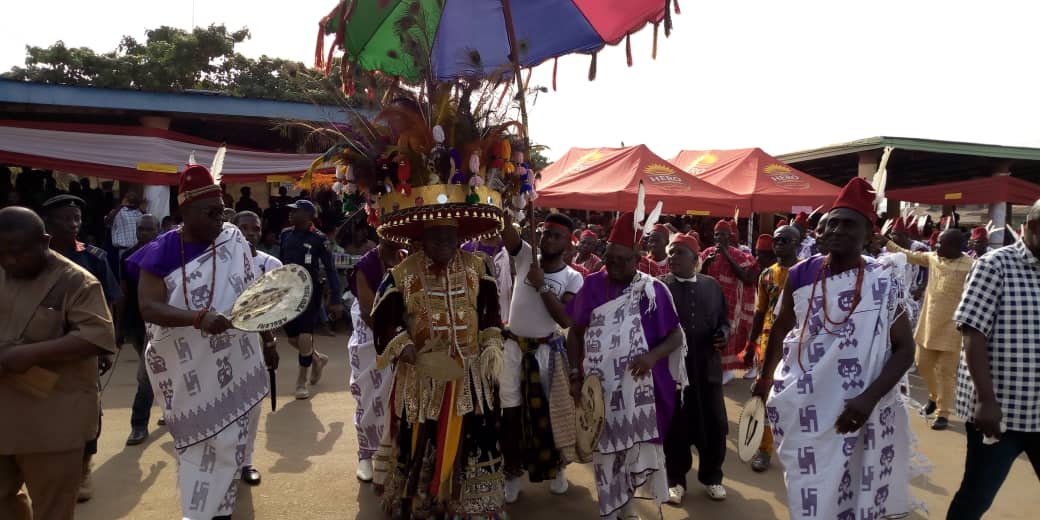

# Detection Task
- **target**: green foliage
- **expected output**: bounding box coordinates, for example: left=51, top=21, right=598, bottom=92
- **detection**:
left=2, top=24, right=356, bottom=105
left=528, top=147, right=552, bottom=172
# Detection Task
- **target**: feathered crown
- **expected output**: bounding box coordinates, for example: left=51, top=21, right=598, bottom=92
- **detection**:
left=302, top=87, right=535, bottom=244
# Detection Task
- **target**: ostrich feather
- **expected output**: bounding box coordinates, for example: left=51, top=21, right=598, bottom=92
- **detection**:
left=872, top=146, right=894, bottom=207
left=634, top=180, right=646, bottom=231
left=210, top=144, right=227, bottom=185
left=881, top=218, right=894, bottom=236
left=986, top=220, right=1000, bottom=236
left=1006, top=224, right=1021, bottom=242
left=643, top=201, right=664, bottom=236
left=808, top=204, right=823, bottom=220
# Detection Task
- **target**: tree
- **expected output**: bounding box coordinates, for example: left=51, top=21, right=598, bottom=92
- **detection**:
left=2, top=25, right=363, bottom=106
left=528, top=147, right=552, bottom=172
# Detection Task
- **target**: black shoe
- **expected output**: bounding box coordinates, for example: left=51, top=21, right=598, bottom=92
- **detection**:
left=931, top=417, right=949, bottom=430
left=920, top=400, right=937, bottom=416
left=241, top=466, right=262, bottom=486
left=125, top=428, right=148, bottom=446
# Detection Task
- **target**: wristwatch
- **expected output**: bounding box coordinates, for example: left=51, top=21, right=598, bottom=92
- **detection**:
left=538, top=284, right=552, bottom=295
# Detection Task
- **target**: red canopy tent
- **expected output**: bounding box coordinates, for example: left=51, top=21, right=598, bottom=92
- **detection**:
left=537, top=145, right=748, bottom=216
left=886, top=176, right=1040, bottom=206
left=670, top=148, right=840, bottom=213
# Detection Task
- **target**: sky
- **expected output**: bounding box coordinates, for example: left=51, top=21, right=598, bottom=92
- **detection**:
left=4, top=0, right=1040, bottom=161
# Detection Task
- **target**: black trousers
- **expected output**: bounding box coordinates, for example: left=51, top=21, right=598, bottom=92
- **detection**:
left=946, top=424, right=1040, bottom=520
left=664, top=381, right=728, bottom=489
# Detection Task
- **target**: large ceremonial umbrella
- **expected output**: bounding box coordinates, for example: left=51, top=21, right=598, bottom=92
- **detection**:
left=316, top=0, right=678, bottom=83
left=316, top=0, right=679, bottom=145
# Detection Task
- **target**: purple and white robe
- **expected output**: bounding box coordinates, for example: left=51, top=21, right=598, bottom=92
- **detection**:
left=348, top=297, right=391, bottom=461
left=136, top=224, right=269, bottom=519
left=571, top=271, right=687, bottom=519
left=767, top=254, right=912, bottom=520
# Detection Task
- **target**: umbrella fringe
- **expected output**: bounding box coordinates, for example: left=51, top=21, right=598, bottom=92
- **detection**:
left=495, top=81, right=510, bottom=110
left=665, top=0, right=673, bottom=37
left=652, top=23, right=659, bottom=60
left=315, top=22, right=326, bottom=69
left=324, top=45, right=336, bottom=76
left=674, top=0, right=682, bottom=15
left=552, top=58, right=558, bottom=91
left=626, top=35, right=633, bottom=67
left=588, top=53, right=598, bottom=81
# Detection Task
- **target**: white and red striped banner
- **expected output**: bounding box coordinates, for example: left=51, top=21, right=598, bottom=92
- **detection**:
left=0, top=120, right=320, bottom=185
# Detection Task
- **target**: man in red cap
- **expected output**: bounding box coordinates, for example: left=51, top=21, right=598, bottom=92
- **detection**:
left=567, top=211, right=686, bottom=518
left=792, top=212, right=815, bottom=259
left=638, top=224, right=671, bottom=276
left=744, top=225, right=802, bottom=472
left=884, top=228, right=972, bottom=431
left=753, top=234, right=777, bottom=271
left=884, top=217, right=931, bottom=325
left=967, top=226, right=991, bottom=258
left=753, top=177, right=917, bottom=520
left=575, top=229, right=604, bottom=274
left=127, top=164, right=273, bottom=520
left=700, top=219, right=759, bottom=384
left=659, top=232, right=731, bottom=505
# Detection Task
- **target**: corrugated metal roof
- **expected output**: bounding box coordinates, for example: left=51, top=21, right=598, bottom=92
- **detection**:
left=777, top=136, right=1040, bottom=163
left=0, top=80, right=358, bottom=124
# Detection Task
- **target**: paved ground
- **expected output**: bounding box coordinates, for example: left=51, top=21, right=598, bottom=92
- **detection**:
left=75, top=334, right=1039, bottom=519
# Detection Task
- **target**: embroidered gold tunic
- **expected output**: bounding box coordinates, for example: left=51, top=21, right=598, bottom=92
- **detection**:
left=371, top=250, right=506, bottom=518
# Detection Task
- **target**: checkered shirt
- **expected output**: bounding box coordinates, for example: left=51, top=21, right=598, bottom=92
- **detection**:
left=954, top=241, right=1040, bottom=432
left=111, top=207, right=143, bottom=249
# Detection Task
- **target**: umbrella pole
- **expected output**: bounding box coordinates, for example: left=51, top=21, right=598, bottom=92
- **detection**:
left=500, top=0, right=531, bottom=161
left=501, top=0, right=538, bottom=257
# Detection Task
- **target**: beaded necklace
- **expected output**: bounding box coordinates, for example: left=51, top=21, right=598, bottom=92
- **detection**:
left=796, top=256, right=865, bottom=371
left=179, top=230, right=217, bottom=311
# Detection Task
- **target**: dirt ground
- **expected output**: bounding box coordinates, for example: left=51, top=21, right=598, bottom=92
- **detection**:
left=73, top=333, right=1039, bottom=519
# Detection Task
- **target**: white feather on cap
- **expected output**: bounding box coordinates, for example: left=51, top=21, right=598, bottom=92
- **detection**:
left=634, top=180, right=646, bottom=234
left=872, top=146, right=893, bottom=207
left=210, top=144, right=227, bottom=185
left=643, top=201, right=663, bottom=236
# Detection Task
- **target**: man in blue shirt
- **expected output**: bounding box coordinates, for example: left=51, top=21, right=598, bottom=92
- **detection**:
left=279, top=200, right=342, bottom=399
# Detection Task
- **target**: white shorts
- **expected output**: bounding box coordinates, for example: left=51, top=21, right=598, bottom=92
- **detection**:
left=500, top=338, right=553, bottom=408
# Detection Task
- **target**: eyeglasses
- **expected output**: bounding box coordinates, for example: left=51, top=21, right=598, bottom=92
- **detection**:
left=189, top=205, right=225, bottom=220
left=773, top=236, right=793, bottom=245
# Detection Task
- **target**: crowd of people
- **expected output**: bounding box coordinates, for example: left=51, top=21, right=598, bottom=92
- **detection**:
left=1, top=161, right=1039, bottom=520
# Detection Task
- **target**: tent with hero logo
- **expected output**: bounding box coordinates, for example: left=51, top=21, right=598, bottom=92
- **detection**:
left=536, top=145, right=748, bottom=216
left=671, top=148, right=840, bottom=213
